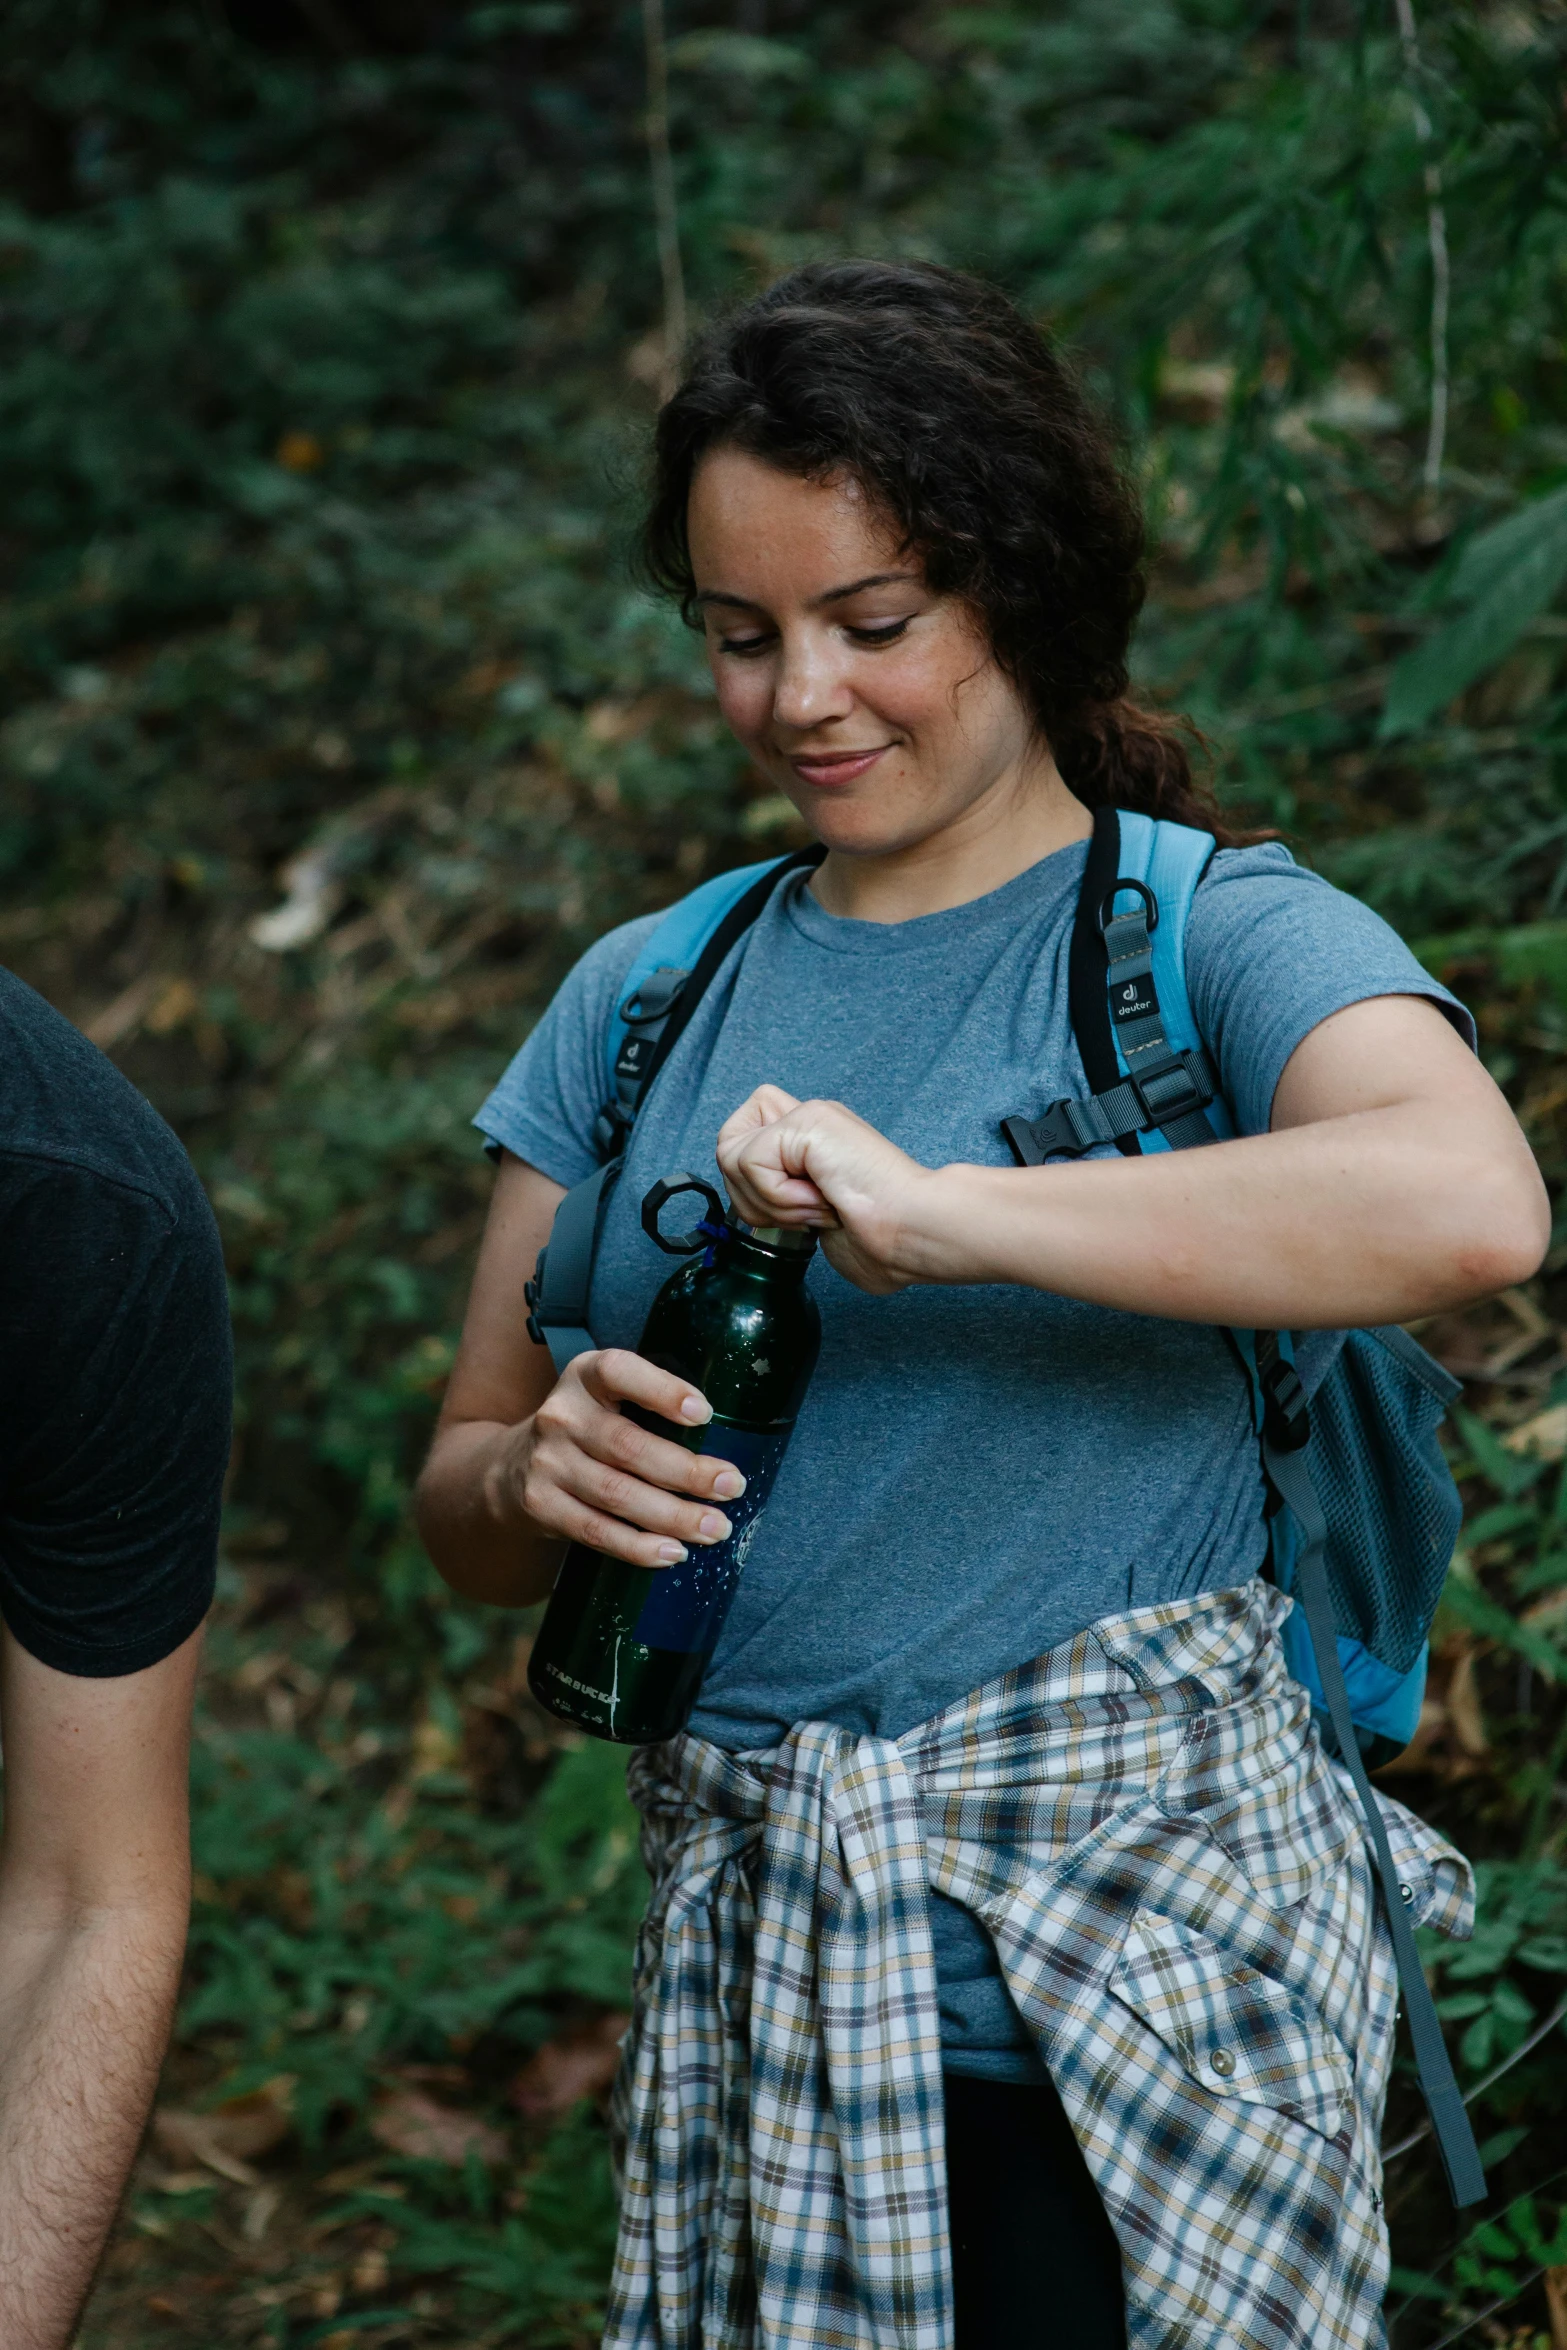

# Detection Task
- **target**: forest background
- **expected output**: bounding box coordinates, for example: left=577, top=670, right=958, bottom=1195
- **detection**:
left=3, top=0, right=1567, bottom=2342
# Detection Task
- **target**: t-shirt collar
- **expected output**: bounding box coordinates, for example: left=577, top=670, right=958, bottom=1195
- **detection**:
left=780, top=836, right=1089, bottom=957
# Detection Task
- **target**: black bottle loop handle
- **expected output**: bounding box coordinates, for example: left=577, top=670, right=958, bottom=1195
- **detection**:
left=642, top=1173, right=728, bottom=1255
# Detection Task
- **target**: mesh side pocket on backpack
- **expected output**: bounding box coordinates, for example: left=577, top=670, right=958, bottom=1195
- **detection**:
left=1306, top=1327, right=1462, bottom=1677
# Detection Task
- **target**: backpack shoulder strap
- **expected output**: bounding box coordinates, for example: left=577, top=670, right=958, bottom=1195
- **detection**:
left=603, top=857, right=797, bottom=1114
left=1004, top=808, right=1226, bottom=1165
left=524, top=846, right=823, bottom=1371
left=1110, top=810, right=1226, bottom=1114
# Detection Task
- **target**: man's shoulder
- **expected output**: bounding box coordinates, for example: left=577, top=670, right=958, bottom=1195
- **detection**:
left=0, top=964, right=207, bottom=1229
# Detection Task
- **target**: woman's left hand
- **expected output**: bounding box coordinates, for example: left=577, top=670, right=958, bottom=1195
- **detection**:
left=715, top=1086, right=948, bottom=1294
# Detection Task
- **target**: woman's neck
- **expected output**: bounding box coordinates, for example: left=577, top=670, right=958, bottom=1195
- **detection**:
left=809, top=757, right=1092, bottom=925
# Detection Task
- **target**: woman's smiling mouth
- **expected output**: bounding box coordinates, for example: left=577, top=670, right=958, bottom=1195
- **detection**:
left=787, top=744, right=895, bottom=788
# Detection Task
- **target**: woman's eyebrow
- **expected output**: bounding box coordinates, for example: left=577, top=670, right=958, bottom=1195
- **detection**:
left=694, top=571, right=918, bottom=611
left=814, top=571, right=919, bottom=605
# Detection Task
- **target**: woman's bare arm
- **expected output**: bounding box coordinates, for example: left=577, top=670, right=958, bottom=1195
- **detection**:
left=413, top=1154, right=746, bottom=1606
left=714, top=995, right=1550, bottom=1329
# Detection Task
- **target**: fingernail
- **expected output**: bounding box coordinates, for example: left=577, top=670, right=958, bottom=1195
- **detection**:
left=680, top=1394, right=713, bottom=1424
left=697, top=1512, right=731, bottom=1542
left=711, top=1470, right=747, bottom=1500
left=657, top=1541, right=688, bottom=1564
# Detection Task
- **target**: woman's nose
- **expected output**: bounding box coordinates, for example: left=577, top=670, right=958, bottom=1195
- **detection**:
left=771, top=631, right=855, bottom=732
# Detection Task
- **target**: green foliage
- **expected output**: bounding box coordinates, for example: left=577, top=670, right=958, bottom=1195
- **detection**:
left=1383, top=488, right=1567, bottom=740
left=1, top=0, right=1566, bottom=2341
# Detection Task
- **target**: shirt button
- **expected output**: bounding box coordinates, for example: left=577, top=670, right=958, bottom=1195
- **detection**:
left=1209, top=2047, right=1237, bottom=2078
left=1399, top=1882, right=1415, bottom=1905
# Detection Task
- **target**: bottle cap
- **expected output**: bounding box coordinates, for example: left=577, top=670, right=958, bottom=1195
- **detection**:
left=733, top=1220, right=817, bottom=1255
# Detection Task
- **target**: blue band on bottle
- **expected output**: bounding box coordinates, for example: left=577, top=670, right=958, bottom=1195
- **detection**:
left=633, top=1424, right=791, bottom=1653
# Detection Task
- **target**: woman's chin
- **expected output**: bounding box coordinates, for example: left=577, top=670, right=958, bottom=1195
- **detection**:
left=799, top=799, right=940, bottom=861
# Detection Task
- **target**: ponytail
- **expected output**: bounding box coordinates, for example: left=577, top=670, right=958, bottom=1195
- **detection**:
left=1053, top=698, right=1250, bottom=846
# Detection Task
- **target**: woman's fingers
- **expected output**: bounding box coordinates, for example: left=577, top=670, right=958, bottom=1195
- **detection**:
left=579, top=1344, right=712, bottom=1428
left=549, top=1456, right=736, bottom=1566
left=717, top=1096, right=837, bottom=1227
left=529, top=1477, right=717, bottom=1569
left=716, top=1095, right=928, bottom=1292
left=718, top=1096, right=889, bottom=1221
left=519, top=1349, right=745, bottom=1568
left=715, top=1083, right=802, bottom=1149
left=728, top=1163, right=834, bottom=1230
left=716, top=1084, right=834, bottom=1225
left=578, top=1354, right=743, bottom=1505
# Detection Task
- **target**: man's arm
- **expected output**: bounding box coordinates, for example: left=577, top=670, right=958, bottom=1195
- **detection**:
left=0, top=1621, right=202, bottom=2350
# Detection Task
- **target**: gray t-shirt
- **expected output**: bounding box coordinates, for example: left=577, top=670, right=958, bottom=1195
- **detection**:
left=477, top=837, right=1471, bottom=2076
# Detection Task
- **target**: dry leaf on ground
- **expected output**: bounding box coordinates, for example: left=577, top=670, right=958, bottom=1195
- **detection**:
left=510, top=2011, right=629, bottom=2119
left=1445, top=1646, right=1491, bottom=1758
left=1504, top=1401, right=1567, bottom=1461
left=152, top=2080, right=294, bottom=2186
left=369, top=2087, right=508, bottom=2166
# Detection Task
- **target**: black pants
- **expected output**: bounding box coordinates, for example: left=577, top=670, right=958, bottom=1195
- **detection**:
left=944, top=2072, right=1126, bottom=2348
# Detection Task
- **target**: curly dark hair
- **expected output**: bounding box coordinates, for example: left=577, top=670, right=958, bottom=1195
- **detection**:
left=643, top=258, right=1233, bottom=838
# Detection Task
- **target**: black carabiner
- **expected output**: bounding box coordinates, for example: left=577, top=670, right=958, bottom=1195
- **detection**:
left=642, top=1173, right=728, bottom=1255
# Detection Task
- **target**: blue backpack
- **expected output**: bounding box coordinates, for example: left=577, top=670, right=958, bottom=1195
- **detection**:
left=523, top=809, right=1484, bottom=2206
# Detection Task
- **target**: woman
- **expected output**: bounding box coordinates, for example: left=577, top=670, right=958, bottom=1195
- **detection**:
left=416, top=262, right=1547, bottom=2349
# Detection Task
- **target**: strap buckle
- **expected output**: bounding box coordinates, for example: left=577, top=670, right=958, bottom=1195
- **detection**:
left=1259, top=1350, right=1310, bottom=1452
left=1002, top=1099, right=1102, bottom=1166
left=524, top=1264, right=547, bottom=1348
left=592, top=1101, right=631, bottom=1157
left=1130, top=1054, right=1212, bottom=1127
left=1002, top=1047, right=1217, bottom=1168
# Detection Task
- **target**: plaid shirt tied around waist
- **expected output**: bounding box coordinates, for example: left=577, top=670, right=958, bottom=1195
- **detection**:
left=605, top=1578, right=1473, bottom=2350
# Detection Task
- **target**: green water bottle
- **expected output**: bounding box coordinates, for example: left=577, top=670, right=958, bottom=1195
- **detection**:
left=528, top=1175, right=821, bottom=1744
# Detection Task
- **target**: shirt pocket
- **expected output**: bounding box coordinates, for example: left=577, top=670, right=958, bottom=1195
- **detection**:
left=1111, top=1909, right=1354, bottom=2140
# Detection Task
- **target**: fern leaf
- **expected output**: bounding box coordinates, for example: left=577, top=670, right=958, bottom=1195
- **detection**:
left=1380, top=485, right=1567, bottom=741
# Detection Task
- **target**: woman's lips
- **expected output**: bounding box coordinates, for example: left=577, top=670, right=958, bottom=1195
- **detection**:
left=787, top=745, right=893, bottom=788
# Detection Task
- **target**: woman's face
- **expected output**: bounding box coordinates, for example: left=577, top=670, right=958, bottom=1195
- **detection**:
left=686, top=447, right=1048, bottom=859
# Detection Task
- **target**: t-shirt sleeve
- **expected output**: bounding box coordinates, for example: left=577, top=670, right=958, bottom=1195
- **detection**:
left=1185, top=842, right=1478, bottom=1139
left=472, top=912, right=662, bottom=1187
left=0, top=1165, right=232, bottom=1678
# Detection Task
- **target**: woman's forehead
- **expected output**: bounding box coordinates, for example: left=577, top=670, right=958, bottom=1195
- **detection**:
left=688, top=448, right=911, bottom=604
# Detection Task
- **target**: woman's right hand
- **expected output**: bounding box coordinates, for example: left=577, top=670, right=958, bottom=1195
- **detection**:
left=495, top=1347, right=746, bottom=1569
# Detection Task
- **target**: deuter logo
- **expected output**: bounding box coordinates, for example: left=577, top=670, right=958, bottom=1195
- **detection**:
left=1112, top=975, right=1158, bottom=1024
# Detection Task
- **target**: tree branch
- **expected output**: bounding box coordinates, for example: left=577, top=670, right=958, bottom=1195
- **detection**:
left=1391, top=0, right=1451, bottom=495
left=642, top=0, right=687, bottom=402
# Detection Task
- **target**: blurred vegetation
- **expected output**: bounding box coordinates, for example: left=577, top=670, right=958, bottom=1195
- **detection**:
left=2, top=0, right=1567, bottom=2341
